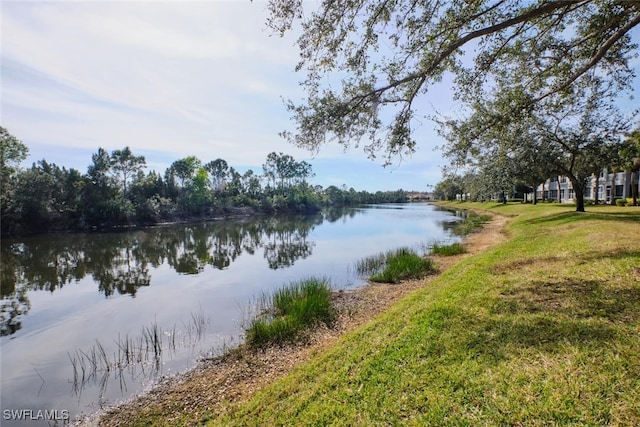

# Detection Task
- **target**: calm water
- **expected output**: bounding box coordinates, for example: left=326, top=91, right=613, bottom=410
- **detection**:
left=1, top=203, right=462, bottom=425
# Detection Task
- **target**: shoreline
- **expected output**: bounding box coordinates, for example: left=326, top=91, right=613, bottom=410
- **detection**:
left=80, top=210, right=509, bottom=426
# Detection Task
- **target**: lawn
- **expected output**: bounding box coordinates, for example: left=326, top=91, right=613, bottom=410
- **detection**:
left=206, top=203, right=640, bottom=426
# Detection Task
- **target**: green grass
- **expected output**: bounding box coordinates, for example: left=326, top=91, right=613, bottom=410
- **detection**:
left=356, top=247, right=436, bottom=283
left=431, top=242, right=466, bottom=256
left=245, top=277, right=335, bottom=348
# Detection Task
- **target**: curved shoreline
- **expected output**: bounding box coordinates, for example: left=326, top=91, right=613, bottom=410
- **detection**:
left=81, top=211, right=509, bottom=426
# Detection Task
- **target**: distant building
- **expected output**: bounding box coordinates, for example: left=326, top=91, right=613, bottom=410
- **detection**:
left=407, top=192, right=433, bottom=201
left=535, top=169, right=639, bottom=204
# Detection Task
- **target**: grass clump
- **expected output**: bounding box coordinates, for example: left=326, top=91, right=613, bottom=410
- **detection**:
left=368, top=247, right=436, bottom=283
left=452, top=210, right=492, bottom=235
left=245, top=277, right=335, bottom=348
left=431, top=242, right=466, bottom=256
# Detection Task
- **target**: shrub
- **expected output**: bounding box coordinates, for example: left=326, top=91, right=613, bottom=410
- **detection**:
left=615, top=198, right=627, bottom=207
left=431, top=242, right=466, bottom=256
left=245, top=277, right=334, bottom=348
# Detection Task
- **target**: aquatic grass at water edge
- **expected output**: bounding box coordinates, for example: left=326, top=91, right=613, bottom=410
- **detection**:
left=369, top=248, right=436, bottom=283
left=356, top=247, right=436, bottom=283
left=245, top=277, right=335, bottom=348
left=431, top=242, right=466, bottom=256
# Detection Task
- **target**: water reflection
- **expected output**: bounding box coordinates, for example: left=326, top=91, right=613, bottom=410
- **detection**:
left=0, top=286, right=30, bottom=336
left=0, top=211, right=337, bottom=335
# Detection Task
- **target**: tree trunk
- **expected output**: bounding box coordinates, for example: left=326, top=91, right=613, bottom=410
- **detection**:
left=568, top=176, right=585, bottom=212
left=594, top=174, right=600, bottom=204
left=575, top=186, right=585, bottom=212
left=632, top=169, right=638, bottom=206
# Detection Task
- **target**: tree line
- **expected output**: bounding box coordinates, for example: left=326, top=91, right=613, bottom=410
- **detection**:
left=0, top=128, right=408, bottom=236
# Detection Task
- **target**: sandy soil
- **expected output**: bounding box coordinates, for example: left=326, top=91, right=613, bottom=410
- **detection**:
left=84, top=211, right=509, bottom=427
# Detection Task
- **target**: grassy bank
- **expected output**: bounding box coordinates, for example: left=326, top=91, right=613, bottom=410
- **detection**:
left=114, top=203, right=640, bottom=425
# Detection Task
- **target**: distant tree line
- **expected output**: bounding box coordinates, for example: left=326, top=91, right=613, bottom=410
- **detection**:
left=0, top=127, right=408, bottom=236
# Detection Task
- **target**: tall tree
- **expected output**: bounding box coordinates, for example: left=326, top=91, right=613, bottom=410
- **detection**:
left=14, top=161, right=83, bottom=231
left=266, top=1, right=639, bottom=163
left=110, top=147, right=146, bottom=198
left=0, top=127, right=28, bottom=232
left=262, top=152, right=314, bottom=193
left=168, top=156, right=201, bottom=189
left=185, top=167, right=210, bottom=214
left=204, top=158, right=229, bottom=194
left=83, top=148, right=119, bottom=225
left=619, top=127, right=640, bottom=205
left=241, top=169, right=262, bottom=197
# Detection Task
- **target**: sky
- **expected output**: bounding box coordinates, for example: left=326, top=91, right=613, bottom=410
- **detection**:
left=1, top=1, right=638, bottom=193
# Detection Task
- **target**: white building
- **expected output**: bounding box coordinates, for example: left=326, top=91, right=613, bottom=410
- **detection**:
left=536, top=169, right=639, bottom=204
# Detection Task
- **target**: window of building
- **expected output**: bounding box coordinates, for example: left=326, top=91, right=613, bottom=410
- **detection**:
left=615, top=185, right=624, bottom=197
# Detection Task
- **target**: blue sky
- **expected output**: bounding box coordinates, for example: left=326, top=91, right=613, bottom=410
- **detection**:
left=1, top=1, right=638, bottom=192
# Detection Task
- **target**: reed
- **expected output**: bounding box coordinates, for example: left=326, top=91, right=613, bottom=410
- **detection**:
left=451, top=211, right=491, bottom=235
left=356, top=247, right=436, bottom=283
left=369, top=248, right=436, bottom=283
left=431, top=242, right=466, bottom=256
left=68, top=310, right=210, bottom=396
left=354, top=252, right=388, bottom=276
left=245, top=277, right=335, bottom=348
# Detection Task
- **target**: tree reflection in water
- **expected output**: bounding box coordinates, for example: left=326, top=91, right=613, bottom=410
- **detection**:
left=0, top=212, right=331, bottom=335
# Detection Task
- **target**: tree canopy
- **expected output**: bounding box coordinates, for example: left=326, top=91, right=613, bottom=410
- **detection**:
left=267, top=0, right=639, bottom=164
left=440, top=71, right=632, bottom=211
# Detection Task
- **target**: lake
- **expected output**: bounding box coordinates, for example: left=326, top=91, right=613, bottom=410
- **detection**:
left=0, top=203, right=463, bottom=425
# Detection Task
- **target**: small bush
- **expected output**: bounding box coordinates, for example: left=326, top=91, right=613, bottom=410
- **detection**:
left=245, top=277, right=334, bottom=348
left=615, top=198, right=627, bottom=207
left=431, top=242, right=466, bottom=256
left=369, top=248, right=435, bottom=283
